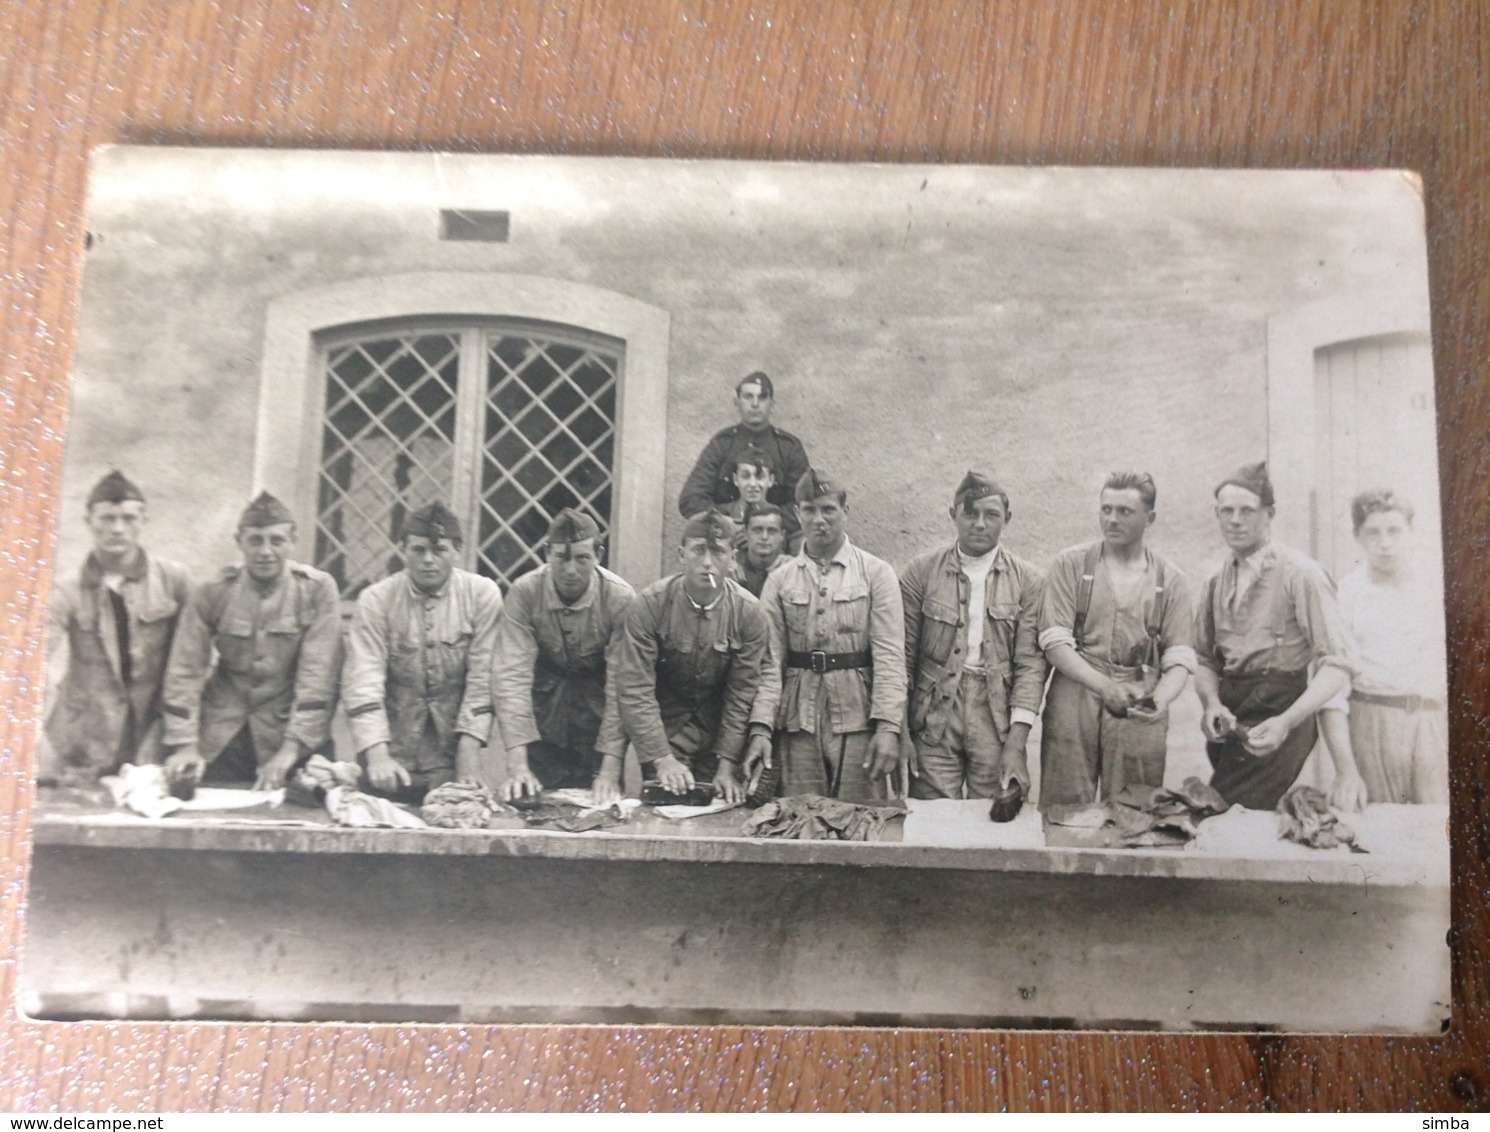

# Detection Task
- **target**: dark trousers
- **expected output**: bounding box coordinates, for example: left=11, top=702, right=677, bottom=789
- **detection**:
left=202, top=726, right=262, bottom=785
left=1206, top=668, right=1314, bottom=810
left=528, top=740, right=604, bottom=790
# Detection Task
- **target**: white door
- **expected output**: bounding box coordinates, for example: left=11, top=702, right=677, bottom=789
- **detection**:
left=1310, top=330, right=1440, bottom=581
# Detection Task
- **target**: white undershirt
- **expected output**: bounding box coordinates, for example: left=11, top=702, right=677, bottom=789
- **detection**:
left=958, top=546, right=997, bottom=668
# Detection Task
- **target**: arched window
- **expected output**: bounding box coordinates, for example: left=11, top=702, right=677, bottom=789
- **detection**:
left=254, top=273, right=670, bottom=593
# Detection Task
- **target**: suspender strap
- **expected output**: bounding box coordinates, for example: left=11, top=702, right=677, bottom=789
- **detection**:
left=1072, top=545, right=1168, bottom=656
left=1145, top=558, right=1167, bottom=641
left=1070, top=542, right=1103, bottom=647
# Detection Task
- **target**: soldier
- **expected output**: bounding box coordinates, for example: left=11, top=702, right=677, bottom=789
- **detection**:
left=753, top=469, right=907, bottom=803
left=342, top=503, right=503, bottom=802
left=40, top=470, right=192, bottom=783
left=160, top=492, right=343, bottom=790
left=1038, top=472, right=1196, bottom=807
left=899, top=471, right=1045, bottom=800
left=492, top=508, right=635, bottom=804
left=677, top=372, right=811, bottom=520
left=732, top=502, right=791, bottom=599
left=721, top=445, right=802, bottom=554
left=604, top=510, right=773, bottom=805
left=1195, top=462, right=1365, bottom=810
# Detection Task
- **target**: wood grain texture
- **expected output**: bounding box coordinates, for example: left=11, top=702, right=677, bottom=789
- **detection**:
left=0, top=0, right=1485, bottom=1112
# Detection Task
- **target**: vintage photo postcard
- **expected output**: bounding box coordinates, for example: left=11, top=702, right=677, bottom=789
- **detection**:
left=22, top=148, right=1449, bottom=1032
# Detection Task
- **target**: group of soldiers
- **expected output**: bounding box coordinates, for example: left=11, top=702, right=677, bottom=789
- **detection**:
left=40, top=371, right=1448, bottom=817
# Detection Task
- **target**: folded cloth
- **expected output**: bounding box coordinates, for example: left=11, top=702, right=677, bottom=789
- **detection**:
left=101, top=763, right=183, bottom=819
left=285, top=753, right=363, bottom=807
left=324, top=786, right=427, bottom=829
left=1277, top=785, right=1367, bottom=852
left=509, top=789, right=641, bottom=832
left=1043, top=776, right=1232, bottom=849
left=742, top=794, right=908, bottom=841
left=421, top=780, right=518, bottom=829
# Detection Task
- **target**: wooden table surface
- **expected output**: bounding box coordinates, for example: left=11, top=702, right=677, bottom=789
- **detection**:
left=1, top=0, right=1486, bottom=1112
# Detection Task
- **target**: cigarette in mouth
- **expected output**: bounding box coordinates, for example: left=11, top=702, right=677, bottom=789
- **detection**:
left=705, top=571, right=718, bottom=589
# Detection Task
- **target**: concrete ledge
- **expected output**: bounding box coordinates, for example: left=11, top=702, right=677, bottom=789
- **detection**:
left=30, top=798, right=1450, bottom=887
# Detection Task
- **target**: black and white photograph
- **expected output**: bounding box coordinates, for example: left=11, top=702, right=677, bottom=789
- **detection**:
left=22, top=147, right=1450, bottom=1033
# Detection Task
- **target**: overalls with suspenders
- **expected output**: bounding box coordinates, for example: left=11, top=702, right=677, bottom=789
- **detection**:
left=1202, top=567, right=1318, bottom=811
left=1040, top=543, right=1169, bottom=807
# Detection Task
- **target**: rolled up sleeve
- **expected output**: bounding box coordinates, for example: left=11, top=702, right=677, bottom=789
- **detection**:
left=1292, top=566, right=1358, bottom=678
left=1194, top=577, right=1224, bottom=675
left=1037, top=551, right=1081, bottom=660
left=1156, top=567, right=1198, bottom=675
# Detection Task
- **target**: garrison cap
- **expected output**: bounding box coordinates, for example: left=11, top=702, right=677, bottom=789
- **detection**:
left=954, top=470, right=1008, bottom=510
left=794, top=467, right=846, bottom=504
left=237, top=491, right=295, bottom=530
left=547, top=507, right=601, bottom=546
left=738, top=371, right=774, bottom=399
left=86, top=469, right=145, bottom=508
left=1215, top=461, right=1274, bottom=508
left=401, top=502, right=464, bottom=546
left=681, top=509, right=736, bottom=546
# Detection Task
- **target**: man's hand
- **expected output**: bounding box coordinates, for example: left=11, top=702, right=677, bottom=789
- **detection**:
left=864, top=729, right=901, bottom=779
left=364, top=743, right=411, bottom=794
left=743, top=732, right=773, bottom=794
left=996, top=734, right=1031, bottom=794
left=1329, top=765, right=1369, bottom=814
left=501, top=766, right=544, bottom=801
left=164, top=746, right=206, bottom=785
left=1099, top=679, right=1134, bottom=718
left=253, top=743, right=301, bottom=791
left=592, top=758, right=624, bottom=806
left=713, top=761, right=745, bottom=805
left=654, top=754, right=695, bottom=795
left=1201, top=702, right=1239, bottom=742
left=1242, top=716, right=1291, bottom=756
left=1125, top=703, right=1169, bottom=726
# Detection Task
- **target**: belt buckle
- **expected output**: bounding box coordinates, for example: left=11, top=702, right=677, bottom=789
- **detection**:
left=810, top=650, right=828, bottom=674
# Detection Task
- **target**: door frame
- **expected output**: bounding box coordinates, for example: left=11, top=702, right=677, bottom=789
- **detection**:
left=1265, top=287, right=1432, bottom=554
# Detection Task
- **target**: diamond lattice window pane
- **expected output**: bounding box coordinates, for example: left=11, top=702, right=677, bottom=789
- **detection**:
left=479, top=331, right=621, bottom=590
left=315, top=332, right=460, bottom=594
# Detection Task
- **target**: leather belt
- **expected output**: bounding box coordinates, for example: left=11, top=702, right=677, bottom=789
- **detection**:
left=1350, top=690, right=1443, bottom=713
left=786, top=649, right=872, bottom=674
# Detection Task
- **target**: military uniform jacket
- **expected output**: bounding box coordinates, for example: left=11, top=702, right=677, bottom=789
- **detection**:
left=677, top=423, right=811, bottom=517
left=44, top=549, right=192, bottom=776
left=753, top=539, right=908, bottom=736
left=161, top=561, right=343, bottom=762
left=490, top=564, right=635, bottom=756
left=608, top=574, right=772, bottom=765
left=900, top=543, right=1047, bottom=746
left=343, top=569, right=503, bottom=762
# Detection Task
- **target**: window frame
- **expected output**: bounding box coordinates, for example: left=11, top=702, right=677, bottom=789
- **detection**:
left=253, top=272, right=671, bottom=588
